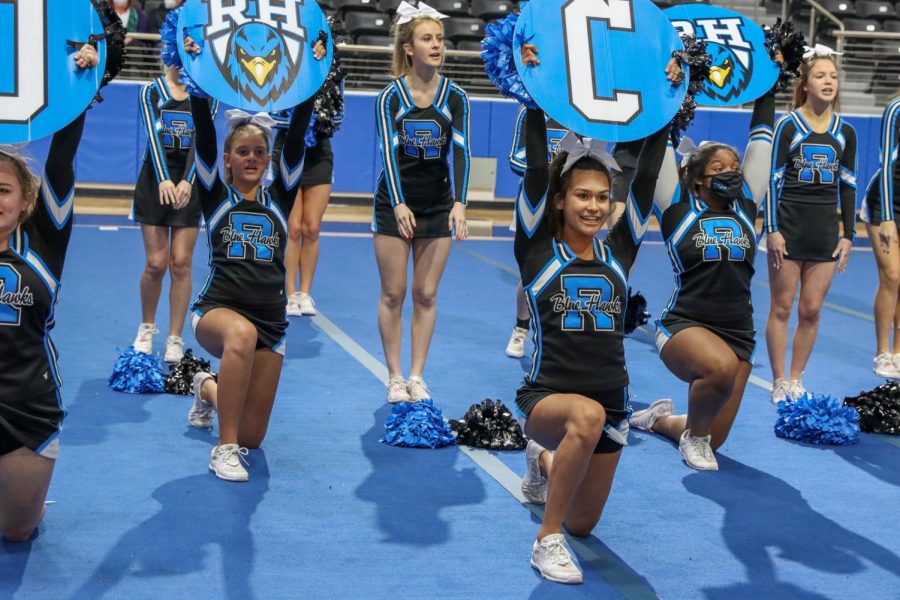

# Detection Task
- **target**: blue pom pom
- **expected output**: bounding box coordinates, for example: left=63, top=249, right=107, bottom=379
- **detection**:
left=159, top=7, right=184, bottom=69
left=481, top=6, right=537, bottom=109
left=304, top=112, right=318, bottom=148
left=108, top=347, right=166, bottom=394
left=178, top=69, right=209, bottom=99
left=380, top=400, right=457, bottom=448
left=774, top=393, right=860, bottom=446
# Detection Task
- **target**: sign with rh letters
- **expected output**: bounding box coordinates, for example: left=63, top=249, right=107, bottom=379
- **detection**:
left=177, top=0, right=333, bottom=112
left=514, top=0, right=686, bottom=142
left=0, top=0, right=108, bottom=143
left=665, top=5, right=779, bottom=107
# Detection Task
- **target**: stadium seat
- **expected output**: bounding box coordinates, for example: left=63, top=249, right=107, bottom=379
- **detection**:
left=333, top=0, right=381, bottom=14
left=843, top=17, right=881, bottom=31
left=317, top=0, right=335, bottom=10
left=455, top=40, right=484, bottom=51
left=883, top=18, right=900, bottom=31
left=857, top=0, right=897, bottom=19
left=427, top=0, right=471, bottom=17
left=355, top=34, right=393, bottom=47
left=443, top=17, right=486, bottom=43
left=670, top=0, right=710, bottom=5
left=653, top=0, right=675, bottom=7
left=378, top=0, right=403, bottom=15
left=471, top=0, right=517, bottom=22
left=817, top=0, right=856, bottom=15
left=345, top=11, right=392, bottom=36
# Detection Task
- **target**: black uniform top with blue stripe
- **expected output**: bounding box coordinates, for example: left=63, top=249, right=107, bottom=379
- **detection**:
left=656, top=94, right=774, bottom=325
left=515, top=109, right=666, bottom=393
left=509, top=106, right=568, bottom=177
left=190, top=96, right=314, bottom=313
left=765, top=109, right=857, bottom=239
left=374, top=76, right=470, bottom=206
left=865, top=96, right=900, bottom=221
left=270, top=83, right=345, bottom=137
left=139, top=76, right=218, bottom=185
left=0, top=113, right=85, bottom=400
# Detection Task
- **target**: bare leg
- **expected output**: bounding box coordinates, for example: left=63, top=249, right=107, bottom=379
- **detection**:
left=373, top=234, right=412, bottom=377
left=285, top=188, right=303, bottom=296
left=298, top=183, right=331, bottom=295
left=167, top=226, right=199, bottom=337
left=788, top=260, right=837, bottom=381
left=409, top=237, right=452, bottom=378
left=867, top=223, right=900, bottom=355
left=562, top=451, right=622, bottom=537
left=236, top=349, right=284, bottom=448
left=766, top=259, right=802, bottom=381
left=0, top=448, right=55, bottom=542
left=138, top=224, right=170, bottom=325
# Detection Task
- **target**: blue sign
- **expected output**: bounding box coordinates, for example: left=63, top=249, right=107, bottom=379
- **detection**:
left=177, top=0, right=333, bottom=112
left=0, top=0, right=107, bottom=143
left=514, top=0, right=686, bottom=142
left=665, top=5, right=779, bottom=107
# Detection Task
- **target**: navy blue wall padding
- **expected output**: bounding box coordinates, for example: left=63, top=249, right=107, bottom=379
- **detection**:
left=40, top=81, right=880, bottom=205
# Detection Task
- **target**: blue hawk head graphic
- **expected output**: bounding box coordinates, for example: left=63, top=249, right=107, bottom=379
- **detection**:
left=225, top=22, right=300, bottom=104
left=702, top=43, right=751, bottom=103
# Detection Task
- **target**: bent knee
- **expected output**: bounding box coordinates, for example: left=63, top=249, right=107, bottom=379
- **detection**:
left=568, top=404, right=607, bottom=441
left=224, top=321, right=258, bottom=352
left=565, top=519, right=599, bottom=538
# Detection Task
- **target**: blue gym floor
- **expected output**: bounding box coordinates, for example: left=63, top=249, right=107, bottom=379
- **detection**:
left=2, top=216, right=899, bottom=599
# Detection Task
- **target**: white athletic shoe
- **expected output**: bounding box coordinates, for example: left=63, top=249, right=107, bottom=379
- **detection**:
left=297, top=292, right=317, bottom=316
left=874, top=353, right=900, bottom=379
left=386, top=376, right=411, bottom=404
left=788, top=379, right=807, bottom=400
left=407, top=376, right=431, bottom=402
left=628, top=398, right=674, bottom=431
left=133, top=323, right=158, bottom=354
left=505, top=326, right=528, bottom=358
left=893, top=353, right=900, bottom=374
left=164, top=336, right=185, bottom=363
left=770, top=378, right=791, bottom=404
left=189, top=372, right=216, bottom=429
left=531, top=533, right=583, bottom=584
left=286, top=293, right=302, bottom=317
left=679, top=430, right=719, bottom=471
left=209, top=444, right=249, bottom=482
left=521, top=439, right=548, bottom=504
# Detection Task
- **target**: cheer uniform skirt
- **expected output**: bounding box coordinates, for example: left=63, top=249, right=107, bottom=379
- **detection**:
left=191, top=301, right=288, bottom=356
left=272, top=135, right=334, bottom=188
left=656, top=311, right=756, bottom=364
left=0, top=390, right=64, bottom=459
left=515, top=383, right=630, bottom=454
left=131, top=159, right=203, bottom=228
left=372, top=188, right=454, bottom=239
left=861, top=177, right=899, bottom=226
left=776, top=200, right=839, bottom=262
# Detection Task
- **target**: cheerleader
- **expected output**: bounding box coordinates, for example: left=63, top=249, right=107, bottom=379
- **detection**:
left=373, top=2, right=470, bottom=403
left=0, top=45, right=99, bottom=541
left=861, top=94, right=900, bottom=378
left=131, top=65, right=218, bottom=361
left=183, top=37, right=324, bottom=481
left=764, top=46, right=856, bottom=401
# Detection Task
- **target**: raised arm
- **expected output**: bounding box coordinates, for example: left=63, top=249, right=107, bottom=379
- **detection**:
left=742, top=92, right=776, bottom=209
left=449, top=83, right=471, bottom=206
left=185, top=99, right=219, bottom=185
left=509, top=106, right=528, bottom=177
left=270, top=95, right=317, bottom=209
left=513, top=107, right=552, bottom=266
left=653, top=139, right=680, bottom=215
left=189, top=95, right=221, bottom=198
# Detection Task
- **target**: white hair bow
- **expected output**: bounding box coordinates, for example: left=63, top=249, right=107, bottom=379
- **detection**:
left=0, top=143, right=28, bottom=160
left=676, top=136, right=714, bottom=167
left=803, top=44, right=843, bottom=60
left=560, top=132, right=620, bottom=175
left=395, top=1, right=449, bottom=25
left=224, top=109, right=277, bottom=140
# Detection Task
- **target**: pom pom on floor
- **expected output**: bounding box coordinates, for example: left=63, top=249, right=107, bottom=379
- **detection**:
left=108, top=347, right=165, bottom=394
left=774, top=393, right=860, bottom=446
left=164, top=349, right=217, bottom=396
left=481, top=5, right=537, bottom=109
left=844, top=382, right=900, bottom=435
left=380, top=400, right=456, bottom=449
left=450, top=399, right=527, bottom=450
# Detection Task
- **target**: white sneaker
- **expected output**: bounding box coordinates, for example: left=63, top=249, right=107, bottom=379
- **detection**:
left=133, top=323, right=158, bottom=354
left=386, top=376, right=411, bottom=404
left=189, top=372, right=216, bottom=429
left=163, top=335, right=185, bottom=363
left=521, top=439, right=548, bottom=504
left=286, top=293, right=302, bottom=317
left=531, top=533, right=583, bottom=584
left=506, top=326, right=528, bottom=358
left=297, top=292, right=317, bottom=316
left=770, top=378, right=791, bottom=404
left=407, top=376, right=431, bottom=402
left=874, top=353, right=900, bottom=379
left=788, top=379, right=806, bottom=400
left=628, top=398, right=674, bottom=431
left=679, top=429, right=718, bottom=471
left=208, top=444, right=249, bottom=482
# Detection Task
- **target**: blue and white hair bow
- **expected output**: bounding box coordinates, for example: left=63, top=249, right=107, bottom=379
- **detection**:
left=559, top=132, right=620, bottom=175
left=676, top=136, right=714, bottom=167
left=224, top=109, right=278, bottom=140
left=803, top=44, right=843, bottom=60
left=0, top=143, right=28, bottom=160
left=395, top=1, right=449, bottom=25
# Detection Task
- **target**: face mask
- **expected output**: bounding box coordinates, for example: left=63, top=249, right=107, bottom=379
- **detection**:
left=707, top=170, right=743, bottom=199
left=164, top=0, right=179, bottom=8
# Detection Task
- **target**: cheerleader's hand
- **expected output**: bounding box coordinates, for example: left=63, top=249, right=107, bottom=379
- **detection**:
left=313, top=40, right=327, bottom=60
left=521, top=44, right=539, bottom=67
left=449, top=202, right=468, bottom=241
left=184, top=36, right=201, bottom=56
left=833, top=237, right=852, bottom=273
left=767, top=231, right=788, bottom=270
left=665, top=58, right=682, bottom=84
left=174, top=180, right=193, bottom=210
left=878, top=220, right=897, bottom=253
left=74, top=44, right=99, bottom=69
left=394, top=204, right=417, bottom=239
left=159, top=180, right=178, bottom=206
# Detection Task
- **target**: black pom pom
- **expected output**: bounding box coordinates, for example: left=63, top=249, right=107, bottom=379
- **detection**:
left=844, top=382, right=900, bottom=435
left=310, top=16, right=349, bottom=141
left=450, top=399, right=528, bottom=450
left=624, top=287, right=650, bottom=336
left=764, top=18, right=806, bottom=93
left=90, top=0, right=127, bottom=98
left=164, top=349, right=217, bottom=396
left=670, top=34, right=711, bottom=140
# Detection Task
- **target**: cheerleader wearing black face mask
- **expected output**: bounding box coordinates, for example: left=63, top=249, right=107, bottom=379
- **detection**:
left=706, top=170, right=744, bottom=201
